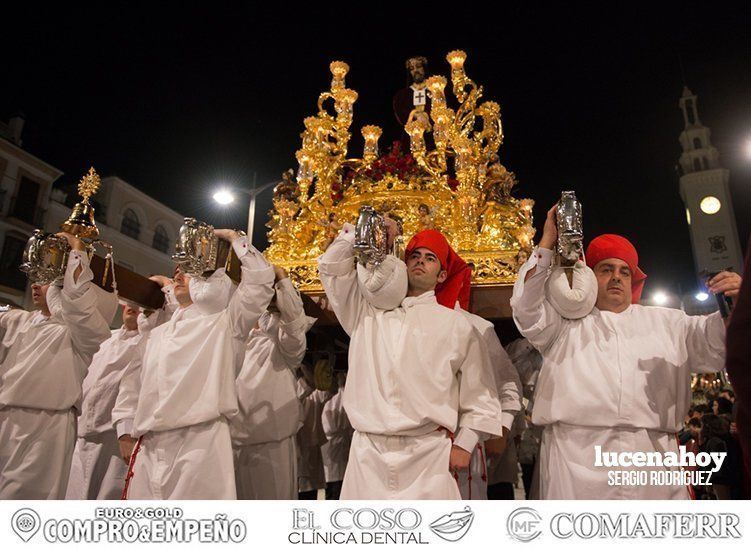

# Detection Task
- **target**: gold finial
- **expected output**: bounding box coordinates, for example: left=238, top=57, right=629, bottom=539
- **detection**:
left=78, top=167, right=101, bottom=202
left=61, top=167, right=101, bottom=239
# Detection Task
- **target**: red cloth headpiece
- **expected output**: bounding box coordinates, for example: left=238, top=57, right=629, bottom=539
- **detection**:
left=585, top=234, right=647, bottom=303
left=405, top=230, right=471, bottom=310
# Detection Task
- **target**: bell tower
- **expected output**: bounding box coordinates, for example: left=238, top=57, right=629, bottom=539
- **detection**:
left=678, top=86, right=743, bottom=278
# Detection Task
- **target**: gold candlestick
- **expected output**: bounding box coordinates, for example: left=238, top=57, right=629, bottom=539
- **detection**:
left=361, top=125, right=382, bottom=165
left=329, top=61, right=349, bottom=91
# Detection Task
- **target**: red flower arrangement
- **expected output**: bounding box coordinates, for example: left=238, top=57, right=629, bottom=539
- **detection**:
left=362, top=141, right=420, bottom=182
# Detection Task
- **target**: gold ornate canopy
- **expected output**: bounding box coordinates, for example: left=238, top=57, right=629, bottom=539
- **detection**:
left=264, top=51, right=535, bottom=292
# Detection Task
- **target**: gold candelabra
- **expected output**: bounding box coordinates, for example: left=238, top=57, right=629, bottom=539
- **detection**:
left=265, top=52, right=535, bottom=291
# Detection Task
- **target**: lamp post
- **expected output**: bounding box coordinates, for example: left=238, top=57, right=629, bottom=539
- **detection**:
left=212, top=176, right=279, bottom=245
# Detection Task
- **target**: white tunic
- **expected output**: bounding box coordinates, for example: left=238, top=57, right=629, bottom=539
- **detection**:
left=0, top=251, right=113, bottom=412
left=118, top=238, right=274, bottom=438
left=321, top=388, right=353, bottom=483
left=457, top=311, right=522, bottom=500
left=0, top=252, right=112, bottom=499
left=115, top=238, right=274, bottom=500
left=319, top=225, right=502, bottom=498
left=231, top=278, right=314, bottom=445
left=296, top=378, right=332, bottom=493
left=67, top=302, right=174, bottom=500
left=461, top=311, right=522, bottom=431
left=231, top=278, right=314, bottom=500
left=511, top=247, right=726, bottom=499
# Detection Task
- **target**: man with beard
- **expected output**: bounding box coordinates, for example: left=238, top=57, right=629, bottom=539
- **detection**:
left=117, top=229, right=274, bottom=499
left=511, top=205, right=742, bottom=499
left=318, top=225, right=502, bottom=499
left=0, top=232, right=115, bottom=498
left=393, top=56, right=432, bottom=129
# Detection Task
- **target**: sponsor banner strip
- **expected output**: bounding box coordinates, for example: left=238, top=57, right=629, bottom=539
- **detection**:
left=0, top=500, right=748, bottom=548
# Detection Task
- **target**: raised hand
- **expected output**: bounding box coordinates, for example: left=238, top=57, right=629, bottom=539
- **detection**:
left=149, top=275, right=173, bottom=288
left=384, top=216, right=400, bottom=250
left=538, top=204, right=558, bottom=251
left=273, top=265, right=288, bottom=282
left=214, top=229, right=242, bottom=243
left=55, top=231, right=86, bottom=252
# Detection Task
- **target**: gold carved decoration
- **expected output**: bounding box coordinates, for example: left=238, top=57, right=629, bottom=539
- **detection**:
left=265, top=51, right=535, bottom=292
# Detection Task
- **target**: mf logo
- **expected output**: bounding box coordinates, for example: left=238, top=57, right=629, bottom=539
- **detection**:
left=507, top=507, right=542, bottom=542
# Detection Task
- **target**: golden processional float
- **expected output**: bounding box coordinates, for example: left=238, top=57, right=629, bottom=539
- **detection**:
left=264, top=51, right=536, bottom=320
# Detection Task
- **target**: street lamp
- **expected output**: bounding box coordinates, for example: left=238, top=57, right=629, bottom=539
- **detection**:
left=652, top=291, right=669, bottom=306
left=212, top=179, right=278, bottom=244
left=212, top=188, right=235, bottom=205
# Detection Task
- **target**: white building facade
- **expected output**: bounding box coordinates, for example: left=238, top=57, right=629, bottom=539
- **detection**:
left=0, top=115, right=63, bottom=308
left=1, top=114, right=184, bottom=309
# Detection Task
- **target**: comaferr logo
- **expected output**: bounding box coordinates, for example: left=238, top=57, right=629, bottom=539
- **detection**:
left=550, top=512, right=741, bottom=539
left=506, top=507, right=542, bottom=542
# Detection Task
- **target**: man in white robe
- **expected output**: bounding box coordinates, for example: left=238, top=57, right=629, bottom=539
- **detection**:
left=296, top=364, right=334, bottom=499
left=318, top=226, right=502, bottom=499
left=67, top=288, right=175, bottom=500
left=231, top=266, right=315, bottom=500
left=0, top=232, right=115, bottom=499
left=321, top=371, right=353, bottom=500
left=456, top=311, right=522, bottom=500
left=511, top=206, right=742, bottom=499
left=486, top=412, right=525, bottom=499
left=115, top=230, right=274, bottom=499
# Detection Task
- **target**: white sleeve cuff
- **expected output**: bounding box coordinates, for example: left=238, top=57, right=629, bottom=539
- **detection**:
left=115, top=419, right=134, bottom=439
left=233, top=236, right=273, bottom=274
left=63, top=250, right=93, bottom=294
left=501, top=412, right=516, bottom=431
left=338, top=223, right=356, bottom=244
left=534, top=247, right=554, bottom=269
left=453, top=428, right=480, bottom=453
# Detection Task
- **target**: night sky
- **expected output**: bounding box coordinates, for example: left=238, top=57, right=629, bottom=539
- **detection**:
left=3, top=4, right=750, bottom=298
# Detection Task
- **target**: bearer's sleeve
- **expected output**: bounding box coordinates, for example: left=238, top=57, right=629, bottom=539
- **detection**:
left=226, top=236, right=275, bottom=340
left=275, top=277, right=315, bottom=369
left=0, top=308, right=31, bottom=339
left=484, top=328, right=522, bottom=430
left=454, top=324, right=503, bottom=453
left=317, top=224, right=370, bottom=336
left=356, top=255, right=408, bottom=311
left=60, top=250, right=112, bottom=362
left=137, top=285, right=178, bottom=334
left=684, top=311, right=726, bottom=374
left=112, top=349, right=144, bottom=438
left=510, top=247, right=564, bottom=352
